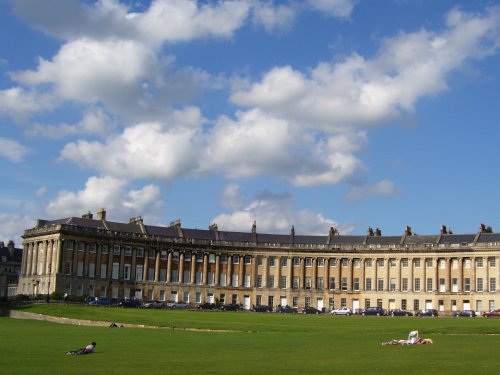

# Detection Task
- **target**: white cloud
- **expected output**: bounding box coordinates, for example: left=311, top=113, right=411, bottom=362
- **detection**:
left=0, top=137, right=32, bottom=162
left=346, top=180, right=400, bottom=203
left=212, top=184, right=344, bottom=235
left=251, top=2, right=296, bottom=32
left=26, top=107, right=117, bottom=139
left=45, top=175, right=162, bottom=219
left=0, top=213, right=34, bottom=245
left=0, top=87, right=56, bottom=121
left=306, top=0, right=355, bottom=18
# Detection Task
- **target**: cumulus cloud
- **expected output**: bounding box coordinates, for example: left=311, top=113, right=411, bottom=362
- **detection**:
left=0, top=213, right=35, bottom=244
left=0, top=137, right=32, bottom=162
left=231, top=7, right=500, bottom=132
left=212, top=184, right=345, bottom=235
left=0, top=87, right=56, bottom=121
left=251, top=1, right=296, bottom=32
left=346, top=180, right=400, bottom=203
left=45, top=175, right=162, bottom=219
left=306, top=0, right=355, bottom=18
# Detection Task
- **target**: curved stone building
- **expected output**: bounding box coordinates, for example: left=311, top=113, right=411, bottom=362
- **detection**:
left=19, top=209, right=499, bottom=314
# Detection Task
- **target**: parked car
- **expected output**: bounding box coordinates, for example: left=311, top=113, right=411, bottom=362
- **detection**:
left=388, top=309, right=413, bottom=317
left=277, top=305, right=298, bottom=314
left=166, top=301, right=190, bottom=309
left=361, top=307, right=385, bottom=316
left=456, top=310, right=476, bottom=317
left=220, top=303, right=241, bottom=311
left=117, top=299, right=141, bottom=308
left=483, top=309, right=500, bottom=317
left=87, top=297, right=113, bottom=306
left=198, top=302, right=216, bottom=310
left=415, top=309, right=438, bottom=317
left=330, top=307, right=352, bottom=316
left=302, top=306, right=322, bottom=314
left=141, top=300, right=165, bottom=309
left=252, top=305, right=273, bottom=313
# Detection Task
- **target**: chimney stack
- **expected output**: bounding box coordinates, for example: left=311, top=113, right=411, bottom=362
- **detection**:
left=97, top=208, right=106, bottom=221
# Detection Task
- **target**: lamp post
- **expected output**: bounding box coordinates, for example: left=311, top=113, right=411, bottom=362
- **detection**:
left=46, top=264, right=51, bottom=303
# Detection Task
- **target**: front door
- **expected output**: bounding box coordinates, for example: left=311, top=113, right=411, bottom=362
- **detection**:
left=134, top=289, right=142, bottom=300
left=352, top=299, right=360, bottom=313
left=243, top=295, right=251, bottom=310
left=280, top=296, right=287, bottom=307
left=317, top=298, right=324, bottom=310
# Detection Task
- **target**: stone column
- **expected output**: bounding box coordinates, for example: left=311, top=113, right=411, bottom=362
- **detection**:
left=300, top=258, right=305, bottom=289
left=32, top=243, right=39, bottom=275
left=312, top=258, right=317, bottom=289
left=215, top=254, right=220, bottom=285
left=445, top=258, right=451, bottom=292
left=41, top=241, right=47, bottom=275
left=409, top=258, right=414, bottom=292
left=384, top=257, right=389, bottom=292
left=190, top=253, right=196, bottom=284
left=239, top=256, right=244, bottom=287
left=155, top=250, right=161, bottom=282
left=57, top=240, right=64, bottom=274
left=263, top=256, right=269, bottom=288
left=203, top=253, right=208, bottom=284
left=457, top=257, right=463, bottom=292
left=166, top=251, right=172, bottom=283
left=471, top=257, right=476, bottom=292
left=360, top=257, right=365, bottom=291
left=336, top=258, right=341, bottom=292
left=227, top=255, right=232, bottom=286
left=179, top=252, right=185, bottom=284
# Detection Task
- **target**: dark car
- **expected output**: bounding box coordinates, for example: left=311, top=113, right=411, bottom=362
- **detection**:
left=415, top=309, right=438, bottom=317
left=118, top=299, right=141, bottom=308
left=483, top=309, right=500, bottom=317
left=220, top=303, right=241, bottom=311
left=277, top=305, right=298, bottom=314
left=302, top=306, right=322, bottom=314
left=87, top=297, right=113, bottom=306
left=252, top=305, right=273, bottom=313
left=361, top=307, right=385, bottom=316
left=141, top=300, right=165, bottom=309
left=198, top=302, right=216, bottom=310
left=456, top=310, right=476, bottom=317
left=388, top=309, right=413, bottom=317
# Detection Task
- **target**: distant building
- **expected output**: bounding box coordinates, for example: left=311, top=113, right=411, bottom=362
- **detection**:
left=19, top=209, right=500, bottom=314
left=0, top=240, right=22, bottom=300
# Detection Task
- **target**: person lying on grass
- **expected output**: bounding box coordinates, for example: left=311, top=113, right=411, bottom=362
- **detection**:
left=65, top=342, right=96, bottom=355
left=382, top=331, right=433, bottom=345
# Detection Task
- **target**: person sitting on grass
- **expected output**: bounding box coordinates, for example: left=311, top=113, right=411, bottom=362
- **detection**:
left=65, top=342, right=96, bottom=355
left=382, top=331, right=433, bottom=346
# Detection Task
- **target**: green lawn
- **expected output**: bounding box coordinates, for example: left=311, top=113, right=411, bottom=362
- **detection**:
left=1, top=304, right=499, bottom=374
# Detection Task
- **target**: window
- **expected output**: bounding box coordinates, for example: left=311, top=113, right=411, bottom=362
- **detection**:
left=196, top=253, right=203, bottom=263
left=136, top=248, right=143, bottom=257
left=257, top=256, right=264, bottom=266
left=101, top=244, right=108, bottom=254
left=377, top=278, right=384, bottom=291
left=268, top=275, right=274, bottom=288
left=414, top=278, right=421, bottom=292
left=171, top=269, right=178, bottom=283
left=100, top=264, right=107, bottom=279
left=402, top=278, right=408, bottom=292
left=329, top=298, right=335, bottom=310
left=401, top=259, right=408, bottom=268
left=183, top=270, right=190, bottom=283
left=233, top=255, right=240, bottom=264
left=232, top=274, right=239, bottom=287
left=245, top=255, right=252, bottom=265
left=317, top=258, right=325, bottom=267
left=184, top=251, right=191, bottom=261
left=341, top=258, right=348, bottom=267
left=208, top=272, right=214, bottom=285
left=88, top=263, right=95, bottom=278
left=426, top=259, right=433, bottom=267
left=209, top=253, right=216, bottom=263
left=244, top=274, right=251, bottom=287
left=269, top=257, right=275, bottom=267
left=184, top=291, right=190, bottom=303
left=195, top=271, right=202, bottom=284
left=390, top=259, right=396, bottom=267
left=439, top=278, right=445, bottom=292
left=377, top=259, right=384, bottom=267
left=365, top=278, right=372, bottom=291
left=195, top=292, right=201, bottom=304
left=413, top=300, right=419, bottom=311
left=280, top=276, right=287, bottom=289
left=292, top=297, right=298, bottom=308
left=293, top=257, right=300, bottom=266
left=305, top=277, right=311, bottom=289
left=172, top=251, right=179, bottom=261
left=149, top=267, right=155, bottom=282
left=293, top=276, right=299, bottom=289
left=426, top=278, right=433, bottom=291
left=305, top=258, right=312, bottom=267
left=78, top=242, right=85, bottom=252
left=305, top=297, right=311, bottom=308
left=342, top=277, right=348, bottom=291
left=160, top=269, right=166, bottom=282
left=113, top=245, right=120, bottom=256
left=353, top=278, right=359, bottom=291
left=476, top=300, right=483, bottom=312
left=77, top=261, right=83, bottom=276
left=220, top=254, right=227, bottom=263
left=414, top=259, right=420, bottom=268
left=464, top=278, right=470, bottom=292
left=317, top=277, right=324, bottom=290
left=66, top=241, right=74, bottom=250
left=257, top=275, right=263, bottom=288
left=452, top=278, right=458, bottom=292
left=477, top=278, right=483, bottom=292
left=160, top=250, right=167, bottom=260
left=112, top=263, right=119, bottom=279
left=124, top=264, right=131, bottom=281
left=489, top=257, right=496, bottom=267
left=439, top=259, right=445, bottom=269
left=280, top=257, right=287, bottom=267
left=489, top=300, right=495, bottom=311
left=219, top=273, right=226, bottom=286
left=341, top=298, right=347, bottom=308
left=330, top=258, right=337, bottom=267
left=452, top=258, right=458, bottom=269
left=90, top=243, right=97, bottom=253
left=490, top=278, right=496, bottom=292
left=219, top=293, right=226, bottom=304
left=464, top=258, right=471, bottom=268
left=65, top=261, right=72, bottom=275
left=329, top=277, right=336, bottom=290
left=256, top=295, right=262, bottom=306
left=268, top=296, right=274, bottom=307
left=401, top=299, right=407, bottom=310
left=125, top=246, right=132, bottom=256
left=377, top=299, right=383, bottom=308
left=353, top=258, right=360, bottom=268
left=365, top=259, right=372, bottom=267
left=476, top=258, right=483, bottom=268
left=390, top=278, right=396, bottom=292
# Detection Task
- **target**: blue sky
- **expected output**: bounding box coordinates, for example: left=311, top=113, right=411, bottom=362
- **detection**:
left=1, top=0, right=500, bottom=244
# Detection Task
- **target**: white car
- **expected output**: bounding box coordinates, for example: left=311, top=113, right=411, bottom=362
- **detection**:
left=330, top=307, right=352, bottom=316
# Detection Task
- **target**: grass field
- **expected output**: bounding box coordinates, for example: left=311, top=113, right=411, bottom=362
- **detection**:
left=1, top=304, right=499, bottom=374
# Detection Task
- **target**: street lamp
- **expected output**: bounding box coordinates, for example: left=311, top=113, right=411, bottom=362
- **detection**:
left=46, top=264, right=51, bottom=303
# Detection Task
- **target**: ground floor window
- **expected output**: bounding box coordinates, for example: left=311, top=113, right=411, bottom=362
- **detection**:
left=305, top=296, right=311, bottom=307
left=219, top=293, right=225, bottom=304
left=476, top=300, right=483, bottom=312
left=413, top=299, right=419, bottom=311
left=329, top=298, right=334, bottom=310
left=451, top=299, right=457, bottom=311
left=195, top=292, right=201, bottom=304
left=232, top=294, right=237, bottom=304
left=268, top=295, right=274, bottom=306
left=256, top=295, right=262, bottom=306
left=341, top=298, right=346, bottom=308
left=159, top=290, right=166, bottom=301
left=401, top=299, right=407, bottom=310
left=112, top=286, right=118, bottom=299
left=489, top=300, right=495, bottom=311
left=184, top=291, right=189, bottom=303
left=365, top=299, right=370, bottom=308
left=292, top=297, right=298, bottom=308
